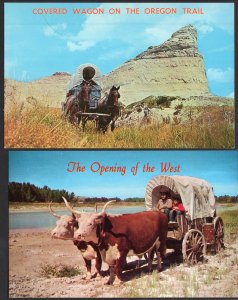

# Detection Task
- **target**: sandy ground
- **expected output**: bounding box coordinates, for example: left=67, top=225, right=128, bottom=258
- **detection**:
left=9, top=229, right=238, bottom=298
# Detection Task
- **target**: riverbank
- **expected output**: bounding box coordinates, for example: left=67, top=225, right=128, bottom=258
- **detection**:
left=9, top=201, right=145, bottom=213
left=9, top=201, right=237, bottom=213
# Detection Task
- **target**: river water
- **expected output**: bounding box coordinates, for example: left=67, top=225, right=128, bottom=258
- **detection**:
left=9, top=204, right=237, bottom=230
left=9, top=206, right=146, bottom=229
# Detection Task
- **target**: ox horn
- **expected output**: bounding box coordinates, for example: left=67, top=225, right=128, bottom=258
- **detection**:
left=49, top=202, right=61, bottom=219
left=101, top=200, right=116, bottom=213
left=62, top=197, right=81, bottom=216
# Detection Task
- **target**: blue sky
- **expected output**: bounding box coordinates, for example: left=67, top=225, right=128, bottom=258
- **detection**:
left=4, top=3, right=234, bottom=97
left=9, top=151, right=238, bottom=198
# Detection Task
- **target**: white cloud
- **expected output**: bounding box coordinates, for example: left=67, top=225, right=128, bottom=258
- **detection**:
left=5, top=59, right=17, bottom=68
left=67, top=40, right=96, bottom=52
left=65, top=3, right=132, bottom=51
left=208, top=44, right=233, bottom=53
left=41, top=3, right=234, bottom=54
left=197, top=24, right=214, bottom=34
left=43, top=23, right=67, bottom=37
left=207, top=67, right=234, bottom=83
left=226, top=92, right=234, bottom=98
left=98, top=47, right=136, bottom=61
left=21, top=70, right=28, bottom=81
left=4, top=59, right=18, bottom=78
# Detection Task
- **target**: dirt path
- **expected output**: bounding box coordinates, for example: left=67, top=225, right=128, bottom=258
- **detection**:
left=9, top=229, right=238, bottom=298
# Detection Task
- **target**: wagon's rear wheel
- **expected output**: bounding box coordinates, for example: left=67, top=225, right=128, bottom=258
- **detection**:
left=213, top=217, right=224, bottom=252
left=182, top=229, right=206, bottom=265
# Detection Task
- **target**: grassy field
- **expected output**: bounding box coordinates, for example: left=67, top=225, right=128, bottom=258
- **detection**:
left=5, top=103, right=234, bottom=148
left=218, top=207, right=238, bottom=244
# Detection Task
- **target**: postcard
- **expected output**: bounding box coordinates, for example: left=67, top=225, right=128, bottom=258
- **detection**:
left=8, top=150, right=238, bottom=297
left=4, top=2, right=235, bottom=148
left=2, top=1, right=238, bottom=299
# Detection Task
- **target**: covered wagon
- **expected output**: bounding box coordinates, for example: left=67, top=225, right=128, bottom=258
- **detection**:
left=66, top=63, right=102, bottom=109
left=145, top=175, right=224, bottom=264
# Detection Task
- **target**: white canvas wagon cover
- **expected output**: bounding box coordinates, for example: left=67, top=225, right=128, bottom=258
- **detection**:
left=145, top=175, right=216, bottom=220
left=66, top=63, right=102, bottom=91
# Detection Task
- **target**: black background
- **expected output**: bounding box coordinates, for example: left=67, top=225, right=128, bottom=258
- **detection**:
left=0, top=1, right=237, bottom=299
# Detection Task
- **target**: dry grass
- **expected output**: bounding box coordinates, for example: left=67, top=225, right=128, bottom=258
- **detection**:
left=4, top=102, right=234, bottom=148
left=40, top=264, right=83, bottom=278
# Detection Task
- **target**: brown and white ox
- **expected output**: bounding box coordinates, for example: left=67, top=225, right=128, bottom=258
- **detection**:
left=49, top=202, right=104, bottom=279
left=63, top=198, right=168, bottom=285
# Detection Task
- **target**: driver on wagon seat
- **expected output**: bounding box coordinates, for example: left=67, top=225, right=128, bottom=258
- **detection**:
left=156, top=187, right=173, bottom=221
left=67, top=66, right=102, bottom=109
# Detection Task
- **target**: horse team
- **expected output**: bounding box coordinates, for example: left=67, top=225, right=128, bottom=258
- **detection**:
left=62, top=81, right=121, bottom=133
left=50, top=198, right=168, bottom=285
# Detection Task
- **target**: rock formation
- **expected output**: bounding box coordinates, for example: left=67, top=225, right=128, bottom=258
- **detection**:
left=102, top=25, right=210, bottom=105
left=5, top=25, right=230, bottom=113
left=135, top=25, right=201, bottom=59
left=4, top=73, right=71, bottom=111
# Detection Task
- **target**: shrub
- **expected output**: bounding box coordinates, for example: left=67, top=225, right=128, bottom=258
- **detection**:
left=40, top=264, right=83, bottom=278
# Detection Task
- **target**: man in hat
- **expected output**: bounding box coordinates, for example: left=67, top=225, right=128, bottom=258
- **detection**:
left=68, top=66, right=97, bottom=95
left=81, top=66, right=101, bottom=109
left=156, top=187, right=173, bottom=221
left=66, top=65, right=102, bottom=110
left=82, top=66, right=96, bottom=82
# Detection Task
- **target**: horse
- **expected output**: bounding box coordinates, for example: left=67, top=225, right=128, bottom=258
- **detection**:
left=62, top=81, right=92, bottom=127
left=96, top=86, right=120, bottom=133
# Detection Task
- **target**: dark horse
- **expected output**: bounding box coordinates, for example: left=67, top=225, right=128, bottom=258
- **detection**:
left=62, top=81, right=92, bottom=127
left=96, top=86, right=120, bottom=133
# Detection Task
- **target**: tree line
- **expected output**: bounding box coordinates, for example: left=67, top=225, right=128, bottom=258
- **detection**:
left=8, top=182, right=144, bottom=203
left=215, top=195, right=238, bottom=203
left=8, top=182, right=75, bottom=203
left=83, top=197, right=122, bottom=203
left=8, top=182, right=238, bottom=204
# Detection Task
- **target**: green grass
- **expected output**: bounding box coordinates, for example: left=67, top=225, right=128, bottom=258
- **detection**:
left=219, top=208, right=238, bottom=243
left=126, top=95, right=178, bottom=109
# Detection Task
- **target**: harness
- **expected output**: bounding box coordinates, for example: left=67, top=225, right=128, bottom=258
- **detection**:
left=95, top=221, right=106, bottom=247
left=95, top=218, right=128, bottom=247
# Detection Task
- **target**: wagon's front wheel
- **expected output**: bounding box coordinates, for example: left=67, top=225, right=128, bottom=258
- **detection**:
left=182, top=229, right=206, bottom=265
left=213, top=217, right=224, bottom=252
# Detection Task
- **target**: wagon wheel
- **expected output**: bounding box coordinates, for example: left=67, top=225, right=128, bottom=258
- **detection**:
left=182, top=229, right=206, bottom=265
left=213, top=217, right=224, bottom=252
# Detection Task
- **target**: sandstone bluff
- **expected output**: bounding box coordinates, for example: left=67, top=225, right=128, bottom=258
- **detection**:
left=5, top=25, right=232, bottom=111
left=102, top=25, right=210, bottom=105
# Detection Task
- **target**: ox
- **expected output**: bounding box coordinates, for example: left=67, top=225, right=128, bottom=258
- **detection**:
left=63, top=198, right=168, bottom=285
left=49, top=202, right=104, bottom=279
